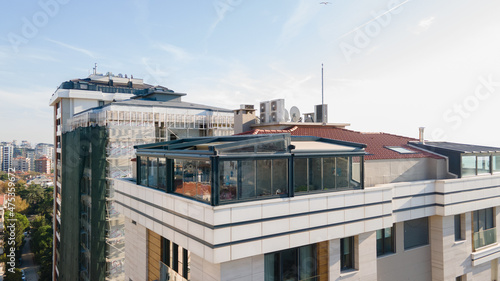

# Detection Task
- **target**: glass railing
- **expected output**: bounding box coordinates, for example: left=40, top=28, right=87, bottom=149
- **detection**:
left=473, top=227, right=497, bottom=250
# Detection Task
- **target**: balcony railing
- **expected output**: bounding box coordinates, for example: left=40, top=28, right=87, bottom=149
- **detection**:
left=473, top=227, right=497, bottom=250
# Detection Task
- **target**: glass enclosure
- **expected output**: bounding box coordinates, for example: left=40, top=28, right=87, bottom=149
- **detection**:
left=461, top=154, right=500, bottom=176
left=294, top=156, right=362, bottom=194
left=137, top=154, right=363, bottom=205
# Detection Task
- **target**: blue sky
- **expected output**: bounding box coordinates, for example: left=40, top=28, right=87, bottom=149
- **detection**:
left=2, top=0, right=500, bottom=146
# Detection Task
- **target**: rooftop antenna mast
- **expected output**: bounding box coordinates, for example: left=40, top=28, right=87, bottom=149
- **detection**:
left=321, top=63, right=326, bottom=125
left=93, top=63, right=97, bottom=75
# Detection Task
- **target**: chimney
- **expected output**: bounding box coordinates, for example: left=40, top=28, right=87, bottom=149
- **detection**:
left=419, top=127, right=425, bottom=144
left=234, top=105, right=256, bottom=134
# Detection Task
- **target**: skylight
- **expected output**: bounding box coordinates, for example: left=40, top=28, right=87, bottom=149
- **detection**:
left=385, top=146, right=416, bottom=154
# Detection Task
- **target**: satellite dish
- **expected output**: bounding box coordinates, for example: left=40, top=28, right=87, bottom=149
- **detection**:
left=284, top=109, right=290, bottom=122
left=290, top=106, right=301, bottom=122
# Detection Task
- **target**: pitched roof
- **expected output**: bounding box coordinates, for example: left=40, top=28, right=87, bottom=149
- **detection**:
left=238, top=125, right=443, bottom=160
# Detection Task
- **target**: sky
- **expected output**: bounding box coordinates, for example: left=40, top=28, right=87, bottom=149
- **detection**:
left=1, top=0, right=500, bottom=146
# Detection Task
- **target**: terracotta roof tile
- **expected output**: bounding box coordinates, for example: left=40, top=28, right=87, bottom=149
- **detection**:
left=238, top=125, right=443, bottom=160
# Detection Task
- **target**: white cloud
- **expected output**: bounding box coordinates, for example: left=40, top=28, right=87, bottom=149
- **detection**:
left=277, top=0, right=319, bottom=47
left=413, top=16, right=435, bottom=34
left=45, top=38, right=95, bottom=58
left=155, top=43, right=193, bottom=61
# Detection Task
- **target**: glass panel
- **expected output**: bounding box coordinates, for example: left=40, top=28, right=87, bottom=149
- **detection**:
left=474, top=227, right=497, bottom=249
left=336, top=157, right=349, bottom=189
left=455, top=214, right=462, bottom=241
left=462, top=155, right=476, bottom=176
left=493, top=155, right=500, bottom=172
left=351, top=156, right=362, bottom=189
left=376, top=229, right=384, bottom=256
left=281, top=248, right=298, bottom=280
left=148, top=158, right=158, bottom=188
left=256, top=159, right=272, bottom=197
left=341, top=237, right=353, bottom=271
left=294, top=158, right=308, bottom=193
left=264, top=252, right=280, bottom=280
left=323, top=157, right=336, bottom=190
left=384, top=227, right=393, bottom=254
left=486, top=208, right=494, bottom=229
left=219, top=161, right=237, bottom=201
left=158, top=158, right=167, bottom=191
left=404, top=217, right=429, bottom=250
left=272, top=159, right=288, bottom=195
left=477, top=156, right=490, bottom=174
left=240, top=160, right=256, bottom=199
left=308, top=158, right=322, bottom=191
left=139, top=157, right=148, bottom=186
left=174, top=159, right=184, bottom=194
left=299, top=244, right=317, bottom=279
left=256, top=140, right=286, bottom=153
left=197, top=160, right=211, bottom=203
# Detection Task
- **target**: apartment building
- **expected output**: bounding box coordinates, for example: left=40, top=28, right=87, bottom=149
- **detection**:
left=35, top=156, right=51, bottom=174
left=113, top=109, right=500, bottom=281
left=49, top=72, right=234, bottom=281
left=0, top=146, right=13, bottom=172
left=12, top=156, right=30, bottom=172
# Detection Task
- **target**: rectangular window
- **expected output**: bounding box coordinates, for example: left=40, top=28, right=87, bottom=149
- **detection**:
left=148, top=157, right=158, bottom=188
left=308, top=158, right=322, bottom=191
left=462, top=155, right=476, bottom=176
left=404, top=217, right=429, bottom=250
left=455, top=214, right=464, bottom=241
left=173, top=159, right=212, bottom=203
left=341, top=237, right=355, bottom=271
left=272, top=159, right=288, bottom=195
left=161, top=237, right=170, bottom=267
left=377, top=226, right=395, bottom=256
left=139, top=157, right=148, bottom=186
left=158, top=158, right=167, bottom=191
left=219, top=160, right=237, bottom=201
left=182, top=248, right=189, bottom=279
left=294, top=158, right=308, bottom=193
left=493, top=155, right=500, bottom=173
left=172, top=243, right=179, bottom=272
left=240, top=160, right=256, bottom=199
left=473, top=208, right=496, bottom=250
left=256, top=159, right=272, bottom=197
left=477, top=156, right=490, bottom=174
left=264, top=244, right=324, bottom=280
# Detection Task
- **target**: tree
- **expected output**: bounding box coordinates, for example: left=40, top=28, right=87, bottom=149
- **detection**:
left=3, top=211, right=29, bottom=250
left=13, top=195, right=29, bottom=214
left=3, top=267, right=22, bottom=281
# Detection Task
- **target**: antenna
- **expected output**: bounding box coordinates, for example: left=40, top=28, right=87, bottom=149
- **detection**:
left=93, top=63, right=97, bottom=75
left=321, top=63, right=325, bottom=125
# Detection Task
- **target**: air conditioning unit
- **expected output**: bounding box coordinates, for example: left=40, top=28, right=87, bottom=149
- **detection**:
left=270, top=99, right=285, bottom=122
left=260, top=101, right=270, bottom=123
left=315, top=104, right=328, bottom=123
left=270, top=112, right=277, bottom=122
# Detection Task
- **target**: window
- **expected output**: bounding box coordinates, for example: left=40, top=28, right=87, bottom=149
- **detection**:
left=148, top=158, right=158, bottom=188
left=493, top=155, right=500, bottom=173
left=462, top=155, right=477, bottom=177
left=294, top=156, right=362, bottom=193
left=455, top=214, right=464, bottom=241
left=377, top=226, right=395, bottom=256
left=220, top=159, right=288, bottom=202
left=473, top=208, right=496, bottom=250
left=404, top=218, right=429, bottom=250
left=139, top=157, right=148, bottom=186
left=477, top=156, right=490, bottom=174
left=173, top=159, right=211, bottom=203
left=265, top=244, right=327, bottom=280
left=161, top=238, right=190, bottom=279
left=385, top=146, right=416, bottom=154
left=341, top=237, right=355, bottom=271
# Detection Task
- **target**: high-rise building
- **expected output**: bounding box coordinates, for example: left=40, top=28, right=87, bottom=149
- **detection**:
left=49, top=72, right=234, bottom=281
left=25, top=149, right=36, bottom=171
left=1, top=146, right=13, bottom=172
left=35, top=143, right=54, bottom=161
left=35, top=156, right=51, bottom=174
left=12, top=156, right=30, bottom=172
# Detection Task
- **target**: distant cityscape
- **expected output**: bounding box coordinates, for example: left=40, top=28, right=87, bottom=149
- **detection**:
left=1, top=140, right=54, bottom=187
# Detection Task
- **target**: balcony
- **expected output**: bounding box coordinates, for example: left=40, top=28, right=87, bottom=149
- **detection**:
left=474, top=227, right=497, bottom=250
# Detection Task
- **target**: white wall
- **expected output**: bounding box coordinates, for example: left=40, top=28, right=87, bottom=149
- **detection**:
left=124, top=218, right=147, bottom=281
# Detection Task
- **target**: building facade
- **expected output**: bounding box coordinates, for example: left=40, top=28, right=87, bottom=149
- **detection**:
left=1, top=146, right=13, bottom=172
left=12, top=156, right=30, bottom=172
left=35, top=156, right=51, bottom=174
left=114, top=121, right=500, bottom=281
left=49, top=72, right=234, bottom=281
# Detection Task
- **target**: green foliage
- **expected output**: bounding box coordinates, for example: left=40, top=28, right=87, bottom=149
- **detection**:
left=3, top=211, right=29, bottom=250
left=3, top=267, right=22, bottom=281
left=0, top=171, right=8, bottom=181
